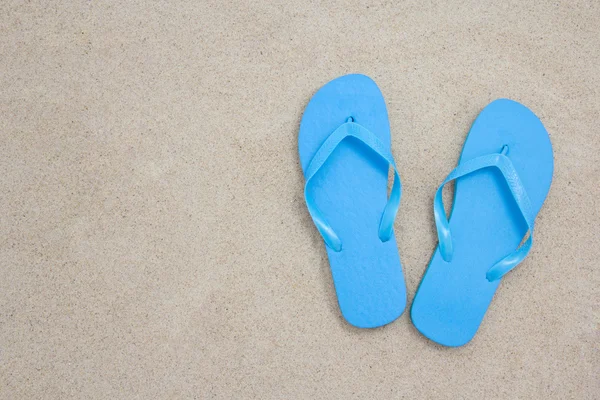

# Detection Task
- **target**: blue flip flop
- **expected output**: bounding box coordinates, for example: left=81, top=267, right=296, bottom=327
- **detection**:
left=411, top=99, right=554, bottom=346
left=299, top=74, right=406, bottom=328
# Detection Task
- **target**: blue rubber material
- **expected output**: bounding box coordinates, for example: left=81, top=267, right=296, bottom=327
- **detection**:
left=411, top=99, right=554, bottom=347
left=303, top=121, right=402, bottom=252
left=299, top=74, right=406, bottom=328
left=433, top=145, right=537, bottom=282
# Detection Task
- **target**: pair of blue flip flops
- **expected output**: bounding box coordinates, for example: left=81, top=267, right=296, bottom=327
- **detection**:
left=299, top=74, right=553, bottom=347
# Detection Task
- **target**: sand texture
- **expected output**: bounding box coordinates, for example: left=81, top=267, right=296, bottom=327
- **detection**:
left=1, top=1, right=598, bottom=398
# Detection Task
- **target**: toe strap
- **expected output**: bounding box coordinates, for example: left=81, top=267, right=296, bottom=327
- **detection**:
left=304, top=120, right=401, bottom=252
left=434, top=146, right=536, bottom=281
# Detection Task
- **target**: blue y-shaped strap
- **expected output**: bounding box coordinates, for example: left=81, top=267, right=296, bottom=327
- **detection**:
left=304, top=119, right=401, bottom=252
left=434, top=146, right=536, bottom=282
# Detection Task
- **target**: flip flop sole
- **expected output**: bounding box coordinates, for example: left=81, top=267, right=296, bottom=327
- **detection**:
left=411, top=99, right=553, bottom=346
left=299, top=75, right=406, bottom=328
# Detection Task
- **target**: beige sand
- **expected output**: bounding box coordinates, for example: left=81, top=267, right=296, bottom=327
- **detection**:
left=1, top=1, right=598, bottom=398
